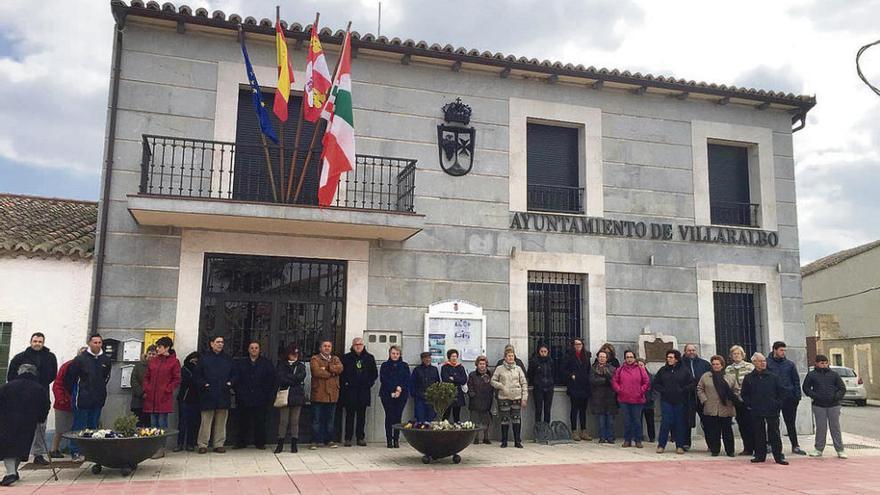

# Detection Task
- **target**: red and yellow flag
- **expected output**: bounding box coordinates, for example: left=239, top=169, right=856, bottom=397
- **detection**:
left=273, top=19, right=294, bottom=122
left=303, top=19, right=332, bottom=123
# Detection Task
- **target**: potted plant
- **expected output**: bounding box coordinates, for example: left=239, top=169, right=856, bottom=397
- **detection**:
left=394, top=382, right=482, bottom=464
left=64, top=414, right=176, bottom=476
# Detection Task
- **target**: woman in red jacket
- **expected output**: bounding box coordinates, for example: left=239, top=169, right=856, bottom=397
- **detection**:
left=611, top=350, right=650, bottom=448
left=49, top=348, right=85, bottom=458
left=143, top=337, right=181, bottom=429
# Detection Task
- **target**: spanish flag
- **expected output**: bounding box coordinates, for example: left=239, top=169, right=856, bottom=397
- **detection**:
left=273, top=19, right=294, bottom=122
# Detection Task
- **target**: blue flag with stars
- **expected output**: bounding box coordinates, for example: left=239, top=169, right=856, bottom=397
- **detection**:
left=240, top=34, right=279, bottom=144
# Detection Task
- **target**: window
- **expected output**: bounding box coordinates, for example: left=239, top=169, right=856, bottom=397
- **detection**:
left=707, top=143, right=758, bottom=227
left=528, top=271, right=584, bottom=384
left=831, top=353, right=844, bottom=367
left=233, top=90, right=321, bottom=204
left=526, top=123, right=583, bottom=214
left=713, top=282, right=764, bottom=360
left=0, top=322, right=11, bottom=384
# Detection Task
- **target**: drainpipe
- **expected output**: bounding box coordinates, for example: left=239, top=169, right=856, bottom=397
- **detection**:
left=89, top=2, right=127, bottom=335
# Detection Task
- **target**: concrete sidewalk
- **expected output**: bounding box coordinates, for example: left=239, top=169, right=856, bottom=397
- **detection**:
left=8, top=431, right=880, bottom=493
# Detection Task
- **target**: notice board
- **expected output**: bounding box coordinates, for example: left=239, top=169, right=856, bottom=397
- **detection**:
left=424, top=300, right=486, bottom=365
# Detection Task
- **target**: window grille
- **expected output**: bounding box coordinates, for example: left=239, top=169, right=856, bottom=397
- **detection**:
left=713, top=281, right=763, bottom=360
left=528, top=271, right=584, bottom=385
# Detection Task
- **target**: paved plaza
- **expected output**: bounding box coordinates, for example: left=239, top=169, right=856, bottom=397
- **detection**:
left=5, top=431, right=880, bottom=494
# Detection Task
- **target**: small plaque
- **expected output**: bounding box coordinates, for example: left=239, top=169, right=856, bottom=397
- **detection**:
left=644, top=338, right=674, bottom=362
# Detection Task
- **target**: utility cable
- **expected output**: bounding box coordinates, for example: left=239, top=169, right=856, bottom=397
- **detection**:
left=856, top=39, right=880, bottom=97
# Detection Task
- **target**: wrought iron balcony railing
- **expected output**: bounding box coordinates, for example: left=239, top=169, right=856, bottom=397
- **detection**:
left=139, top=135, right=416, bottom=213
left=527, top=183, right=584, bottom=214
left=710, top=201, right=760, bottom=228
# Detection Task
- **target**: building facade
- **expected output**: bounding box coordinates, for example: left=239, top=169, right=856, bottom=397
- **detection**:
left=89, top=1, right=815, bottom=440
left=803, top=240, right=880, bottom=400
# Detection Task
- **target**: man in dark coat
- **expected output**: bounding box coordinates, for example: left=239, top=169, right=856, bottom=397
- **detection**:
left=339, top=337, right=378, bottom=446
left=742, top=352, right=789, bottom=465
left=767, top=341, right=806, bottom=455
left=681, top=344, right=711, bottom=451
left=66, top=334, right=111, bottom=461
left=410, top=352, right=440, bottom=422
left=194, top=335, right=236, bottom=454
left=233, top=341, right=275, bottom=450
left=0, top=364, right=51, bottom=486
left=7, top=332, right=57, bottom=466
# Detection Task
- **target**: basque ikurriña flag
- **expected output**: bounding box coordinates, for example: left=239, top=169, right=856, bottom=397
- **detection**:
left=317, top=30, right=354, bottom=206
left=303, top=19, right=332, bottom=123
left=273, top=19, right=295, bottom=121
left=240, top=34, right=278, bottom=144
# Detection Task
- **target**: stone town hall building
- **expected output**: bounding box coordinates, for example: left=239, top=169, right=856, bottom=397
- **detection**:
left=86, top=1, right=815, bottom=440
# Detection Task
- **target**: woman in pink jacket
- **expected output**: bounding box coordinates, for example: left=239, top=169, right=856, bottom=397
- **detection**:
left=612, top=350, right=650, bottom=448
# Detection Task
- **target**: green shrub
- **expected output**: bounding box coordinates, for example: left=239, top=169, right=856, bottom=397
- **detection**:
left=113, top=414, right=139, bottom=437
left=425, top=382, right=457, bottom=419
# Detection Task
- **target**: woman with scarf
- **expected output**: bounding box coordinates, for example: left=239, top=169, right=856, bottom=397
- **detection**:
left=725, top=345, right=755, bottom=456
left=698, top=355, right=738, bottom=457
left=491, top=349, right=528, bottom=448
left=379, top=345, right=409, bottom=448
left=590, top=350, right=618, bottom=443
left=467, top=355, right=494, bottom=444
left=440, top=349, right=468, bottom=423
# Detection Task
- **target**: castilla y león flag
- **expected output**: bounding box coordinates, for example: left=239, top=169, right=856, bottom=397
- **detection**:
left=317, top=30, right=354, bottom=207
left=273, top=18, right=294, bottom=121
left=303, top=19, right=332, bottom=123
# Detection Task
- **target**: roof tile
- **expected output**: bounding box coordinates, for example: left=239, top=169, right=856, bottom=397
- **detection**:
left=801, top=240, right=880, bottom=277
left=0, top=194, right=97, bottom=260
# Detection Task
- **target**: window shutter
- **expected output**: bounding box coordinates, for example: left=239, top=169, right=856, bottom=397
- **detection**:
left=707, top=144, right=750, bottom=204
left=233, top=89, right=322, bottom=203
left=526, top=123, right=579, bottom=187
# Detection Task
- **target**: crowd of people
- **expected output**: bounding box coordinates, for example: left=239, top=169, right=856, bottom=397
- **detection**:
left=0, top=332, right=852, bottom=486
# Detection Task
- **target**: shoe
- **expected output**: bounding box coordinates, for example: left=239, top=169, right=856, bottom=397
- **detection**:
left=357, top=439, right=367, bottom=447
left=726, top=452, right=735, bottom=458
left=71, top=454, right=84, bottom=462
left=255, top=445, right=266, bottom=450
left=392, top=440, right=398, bottom=448
left=33, top=455, right=49, bottom=466
left=572, top=430, right=581, bottom=442
left=580, top=430, right=592, bottom=441
left=606, top=439, right=615, bottom=445
left=775, top=459, right=789, bottom=465
left=327, top=442, right=338, bottom=449
left=711, top=452, right=719, bottom=457
left=18, top=456, right=27, bottom=463
left=738, top=450, right=753, bottom=456
left=49, top=450, right=64, bottom=459
left=343, top=439, right=352, bottom=447
left=290, top=439, right=298, bottom=454
left=836, top=450, right=848, bottom=459
left=808, top=449, right=822, bottom=457
left=648, top=437, right=655, bottom=443
left=186, top=445, right=195, bottom=452
left=682, top=445, right=691, bottom=452
left=621, top=441, right=632, bottom=448
left=275, top=439, right=285, bottom=454
left=309, top=444, right=319, bottom=450
left=514, top=442, right=523, bottom=449
left=635, top=442, right=643, bottom=449
left=792, top=446, right=807, bottom=455
left=214, top=447, right=226, bottom=453
left=656, top=447, right=665, bottom=454
left=483, top=439, right=491, bottom=445
left=675, top=448, right=685, bottom=455
left=0, top=474, right=19, bottom=487
left=750, top=458, right=765, bottom=463
left=173, top=445, right=184, bottom=453
left=500, top=442, right=508, bottom=448
left=393, top=438, right=400, bottom=448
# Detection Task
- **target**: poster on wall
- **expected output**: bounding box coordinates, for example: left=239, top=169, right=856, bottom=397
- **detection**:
left=424, top=300, right=486, bottom=365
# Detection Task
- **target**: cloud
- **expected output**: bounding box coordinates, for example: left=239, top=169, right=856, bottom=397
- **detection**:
left=734, top=65, right=805, bottom=95
left=790, top=0, right=880, bottom=35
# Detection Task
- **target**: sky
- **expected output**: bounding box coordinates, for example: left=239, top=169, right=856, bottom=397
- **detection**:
left=0, top=0, right=878, bottom=264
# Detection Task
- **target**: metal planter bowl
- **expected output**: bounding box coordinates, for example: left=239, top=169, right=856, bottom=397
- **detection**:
left=63, top=430, right=177, bottom=476
left=392, top=425, right=481, bottom=464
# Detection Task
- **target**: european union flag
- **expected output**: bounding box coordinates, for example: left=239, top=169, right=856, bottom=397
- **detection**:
left=240, top=35, right=279, bottom=144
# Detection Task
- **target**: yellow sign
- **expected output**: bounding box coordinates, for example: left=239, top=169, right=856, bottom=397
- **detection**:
left=144, top=329, right=175, bottom=349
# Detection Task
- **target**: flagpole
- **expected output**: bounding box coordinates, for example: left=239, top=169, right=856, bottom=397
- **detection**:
left=276, top=6, right=286, bottom=203
left=240, top=25, right=279, bottom=202
left=294, top=21, right=350, bottom=203
left=285, top=12, right=319, bottom=203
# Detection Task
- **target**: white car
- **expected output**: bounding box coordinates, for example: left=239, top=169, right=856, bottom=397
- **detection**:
left=832, top=366, right=868, bottom=407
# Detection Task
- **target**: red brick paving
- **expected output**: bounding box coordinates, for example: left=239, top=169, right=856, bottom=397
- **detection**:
left=6, top=457, right=880, bottom=494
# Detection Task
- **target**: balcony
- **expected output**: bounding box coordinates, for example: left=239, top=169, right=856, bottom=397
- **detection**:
left=128, top=135, right=424, bottom=241
left=710, top=201, right=760, bottom=228
left=527, top=183, right=584, bottom=214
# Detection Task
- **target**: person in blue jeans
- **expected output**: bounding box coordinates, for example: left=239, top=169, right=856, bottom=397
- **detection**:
left=410, top=352, right=440, bottom=422
left=309, top=340, right=343, bottom=450
left=652, top=349, right=693, bottom=455
left=612, top=350, right=650, bottom=447
left=66, top=335, right=112, bottom=461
